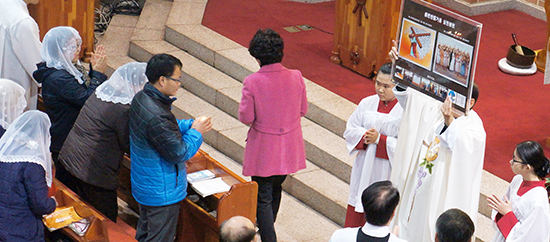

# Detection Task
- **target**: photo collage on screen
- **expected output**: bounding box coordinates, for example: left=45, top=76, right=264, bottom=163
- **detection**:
left=392, top=0, right=481, bottom=112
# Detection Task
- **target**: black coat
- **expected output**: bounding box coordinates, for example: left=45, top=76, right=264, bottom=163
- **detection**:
left=33, top=62, right=107, bottom=153
left=0, top=162, right=56, bottom=242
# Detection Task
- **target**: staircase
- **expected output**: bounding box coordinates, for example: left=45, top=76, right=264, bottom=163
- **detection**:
left=99, top=0, right=510, bottom=241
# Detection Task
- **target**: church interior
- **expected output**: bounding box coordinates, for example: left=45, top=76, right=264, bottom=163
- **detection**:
left=11, top=0, right=550, bottom=241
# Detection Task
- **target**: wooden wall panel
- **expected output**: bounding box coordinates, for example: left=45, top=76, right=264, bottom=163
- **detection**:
left=28, top=0, right=95, bottom=60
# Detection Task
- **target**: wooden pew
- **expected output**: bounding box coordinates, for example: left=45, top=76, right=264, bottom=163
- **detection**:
left=49, top=179, right=138, bottom=242
left=118, top=150, right=258, bottom=242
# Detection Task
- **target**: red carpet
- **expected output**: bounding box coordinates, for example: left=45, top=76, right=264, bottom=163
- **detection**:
left=202, top=0, right=550, bottom=182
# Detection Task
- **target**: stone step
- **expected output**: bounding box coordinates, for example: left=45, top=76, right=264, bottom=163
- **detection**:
left=475, top=211, right=496, bottom=242
left=479, top=170, right=509, bottom=218
left=168, top=86, right=350, bottom=226
left=283, top=160, right=349, bottom=226
left=128, top=39, right=355, bottom=184
left=99, top=14, right=140, bottom=76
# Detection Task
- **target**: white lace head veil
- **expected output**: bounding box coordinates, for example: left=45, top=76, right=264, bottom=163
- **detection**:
left=40, top=26, right=84, bottom=84
left=0, top=111, right=52, bottom=187
left=95, top=62, right=148, bottom=104
left=0, top=79, right=26, bottom=129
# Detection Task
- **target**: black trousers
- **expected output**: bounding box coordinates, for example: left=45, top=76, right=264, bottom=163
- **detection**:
left=135, top=202, right=180, bottom=242
left=55, top=162, right=118, bottom=222
left=252, top=175, right=287, bottom=242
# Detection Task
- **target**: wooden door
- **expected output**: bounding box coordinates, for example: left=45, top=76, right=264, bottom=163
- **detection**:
left=331, top=0, right=401, bottom=77
left=331, top=0, right=431, bottom=77
left=28, top=0, right=96, bottom=60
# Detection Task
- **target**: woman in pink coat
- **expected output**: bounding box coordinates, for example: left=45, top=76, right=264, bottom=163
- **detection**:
left=238, top=29, right=307, bottom=242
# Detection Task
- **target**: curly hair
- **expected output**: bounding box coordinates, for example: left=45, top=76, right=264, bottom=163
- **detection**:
left=248, top=29, right=284, bottom=66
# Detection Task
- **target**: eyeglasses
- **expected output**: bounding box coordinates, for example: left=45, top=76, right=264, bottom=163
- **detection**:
left=164, top=76, right=181, bottom=82
left=512, top=158, right=528, bottom=165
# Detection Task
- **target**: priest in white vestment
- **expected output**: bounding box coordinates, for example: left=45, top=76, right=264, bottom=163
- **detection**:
left=390, top=85, right=486, bottom=242
left=343, top=63, right=403, bottom=227
left=0, top=0, right=42, bottom=110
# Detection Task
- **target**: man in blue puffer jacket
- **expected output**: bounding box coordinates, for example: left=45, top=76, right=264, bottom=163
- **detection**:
left=129, top=53, right=213, bottom=242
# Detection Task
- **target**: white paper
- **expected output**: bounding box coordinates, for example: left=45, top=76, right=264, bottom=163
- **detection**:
left=191, top=177, right=231, bottom=197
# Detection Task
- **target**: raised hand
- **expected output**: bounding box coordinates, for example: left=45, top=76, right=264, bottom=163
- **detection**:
left=389, top=40, right=399, bottom=63
left=441, top=96, right=454, bottom=126
left=91, top=45, right=107, bottom=73
left=487, top=194, right=512, bottom=216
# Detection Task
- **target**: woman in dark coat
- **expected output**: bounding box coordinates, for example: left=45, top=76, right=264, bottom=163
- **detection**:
left=56, top=62, right=148, bottom=222
left=32, top=26, right=108, bottom=163
left=0, top=110, right=56, bottom=241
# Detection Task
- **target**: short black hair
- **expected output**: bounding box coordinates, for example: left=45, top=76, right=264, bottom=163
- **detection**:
left=361, top=180, right=400, bottom=226
left=471, top=83, right=479, bottom=102
left=145, top=53, right=182, bottom=84
left=435, top=209, right=474, bottom=242
left=468, top=83, right=479, bottom=107
left=219, top=219, right=256, bottom=242
left=516, top=140, right=550, bottom=179
left=377, top=62, right=393, bottom=76
left=248, top=28, right=284, bottom=66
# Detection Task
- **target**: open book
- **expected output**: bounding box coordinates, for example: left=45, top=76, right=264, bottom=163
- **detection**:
left=191, top=177, right=231, bottom=197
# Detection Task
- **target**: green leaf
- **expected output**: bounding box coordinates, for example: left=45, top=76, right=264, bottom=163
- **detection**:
left=427, top=163, right=433, bottom=174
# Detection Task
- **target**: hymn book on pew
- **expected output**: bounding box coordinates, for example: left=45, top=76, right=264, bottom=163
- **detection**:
left=188, top=170, right=230, bottom=197
left=43, top=206, right=89, bottom=235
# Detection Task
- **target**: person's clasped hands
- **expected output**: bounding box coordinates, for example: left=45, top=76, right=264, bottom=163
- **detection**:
left=363, top=128, right=380, bottom=145
left=192, top=116, right=213, bottom=134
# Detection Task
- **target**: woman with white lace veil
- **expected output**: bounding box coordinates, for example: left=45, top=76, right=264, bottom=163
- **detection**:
left=0, top=78, right=27, bottom=137
left=32, top=26, right=108, bottom=164
left=56, top=62, right=147, bottom=222
left=0, top=110, right=56, bottom=241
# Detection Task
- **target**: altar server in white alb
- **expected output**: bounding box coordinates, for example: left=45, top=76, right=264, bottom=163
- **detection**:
left=487, top=140, right=550, bottom=242
left=343, top=62, right=403, bottom=227
left=0, top=0, right=42, bottom=109
left=388, top=43, right=486, bottom=242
